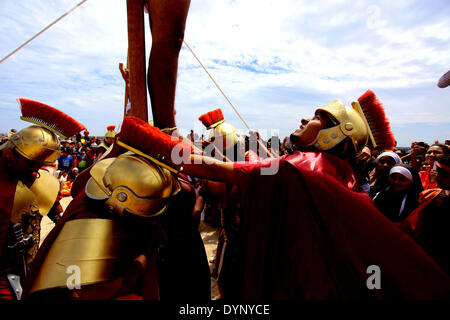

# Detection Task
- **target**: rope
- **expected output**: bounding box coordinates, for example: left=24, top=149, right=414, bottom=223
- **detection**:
left=183, top=40, right=276, bottom=157
left=183, top=40, right=251, bottom=130
left=0, top=0, right=88, bottom=65
left=1, top=2, right=275, bottom=157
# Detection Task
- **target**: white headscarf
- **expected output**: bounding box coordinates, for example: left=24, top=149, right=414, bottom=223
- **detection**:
left=389, top=166, right=413, bottom=181
left=376, top=151, right=402, bottom=164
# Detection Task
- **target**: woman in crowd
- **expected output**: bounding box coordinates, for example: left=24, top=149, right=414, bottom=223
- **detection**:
left=419, top=143, right=449, bottom=190
left=369, top=151, right=402, bottom=198
left=372, top=164, right=423, bottom=222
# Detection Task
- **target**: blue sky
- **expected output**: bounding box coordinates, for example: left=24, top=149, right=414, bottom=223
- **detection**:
left=0, top=0, right=449, bottom=147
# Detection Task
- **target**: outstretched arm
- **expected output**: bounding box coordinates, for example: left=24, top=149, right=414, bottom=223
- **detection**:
left=183, top=154, right=239, bottom=185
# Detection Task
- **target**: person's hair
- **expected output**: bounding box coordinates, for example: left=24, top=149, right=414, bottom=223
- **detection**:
left=267, top=136, right=281, bottom=149
left=68, top=172, right=76, bottom=180
left=416, top=141, right=429, bottom=149
left=437, top=154, right=450, bottom=167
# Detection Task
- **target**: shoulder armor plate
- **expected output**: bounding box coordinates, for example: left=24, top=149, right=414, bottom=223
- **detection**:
left=30, top=169, right=60, bottom=216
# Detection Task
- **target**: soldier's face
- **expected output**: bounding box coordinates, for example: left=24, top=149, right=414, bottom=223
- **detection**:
left=290, top=112, right=329, bottom=148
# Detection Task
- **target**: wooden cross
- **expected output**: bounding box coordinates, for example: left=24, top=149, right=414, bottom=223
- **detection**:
left=120, top=0, right=148, bottom=122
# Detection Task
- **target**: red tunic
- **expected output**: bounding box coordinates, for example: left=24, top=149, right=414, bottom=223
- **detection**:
left=231, top=151, right=450, bottom=299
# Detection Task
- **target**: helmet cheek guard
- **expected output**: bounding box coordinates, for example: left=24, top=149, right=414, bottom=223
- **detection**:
left=311, top=99, right=369, bottom=154
left=85, top=153, right=180, bottom=218
left=104, top=186, right=169, bottom=218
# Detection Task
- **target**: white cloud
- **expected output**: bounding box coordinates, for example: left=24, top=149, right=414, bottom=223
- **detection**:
left=0, top=0, right=449, bottom=146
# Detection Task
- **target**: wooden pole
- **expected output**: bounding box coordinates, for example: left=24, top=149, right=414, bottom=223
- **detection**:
left=125, top=0, right=148, bottom=121
left=119, top=58, right=130, bottom=114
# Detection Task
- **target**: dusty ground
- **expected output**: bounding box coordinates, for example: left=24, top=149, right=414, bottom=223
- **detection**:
left=39, top=196, right=221, bottom=300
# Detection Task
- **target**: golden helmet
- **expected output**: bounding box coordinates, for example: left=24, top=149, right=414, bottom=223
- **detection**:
left=85, top=153, right=180, bottom=217
left=104, top=125, right=117, bottom=139
left=1, top=125, right=61, bottom=165
left=198, top=108, right=239, bottom=150
left=313, top=99, right=369, bottom=154
left=210, top=122, right=239, bottom=150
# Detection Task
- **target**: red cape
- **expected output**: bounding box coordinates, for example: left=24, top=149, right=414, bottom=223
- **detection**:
left=233, top=151, right=450, bottom=299
left=0, top=157, right=19, bottom=261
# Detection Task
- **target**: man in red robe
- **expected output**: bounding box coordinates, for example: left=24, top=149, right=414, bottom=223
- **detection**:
left=116, top=93, right=450, bottom=299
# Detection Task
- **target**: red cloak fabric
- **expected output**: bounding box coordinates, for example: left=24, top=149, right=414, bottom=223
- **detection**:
left=0, top=164, right=17, bottom=261
left=232, top=151, right=450, bottom=299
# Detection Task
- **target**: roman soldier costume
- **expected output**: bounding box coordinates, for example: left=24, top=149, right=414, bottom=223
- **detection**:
left=99, top=126, right=117, bottom=151
left=0, top=98, right=86, bottom=300
left=23, top=122, right=210, bottom=300
left=198, top=108, right=244, bottom=297
left=96, top=126, right=117, bottom=160
left=198, top=108, right=243, bottom=161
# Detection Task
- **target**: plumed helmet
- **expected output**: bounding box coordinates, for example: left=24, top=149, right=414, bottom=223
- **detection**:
left=198, top=108, right=239, bottom=150
left=210, top=122, right=239, bottom=150
left=0, top=98, right=86, bottom=165
left=105, top=125, right=116, bottom=139
left=312, top=99, right=369, bottom=154
left=0, top=126, right=61, bottom=165
left=85, top=153, right=181, bottom=217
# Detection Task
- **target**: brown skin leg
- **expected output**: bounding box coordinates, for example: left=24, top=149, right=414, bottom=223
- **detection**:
left=146, top=0, right=191, bottom=129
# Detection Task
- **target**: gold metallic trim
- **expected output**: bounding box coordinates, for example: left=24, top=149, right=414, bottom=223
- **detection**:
left=351, top=101, right=376, bottom=149
left=116, top=140, right=179, bottom=174
left=207, top=119, right=225, bottom=130
left=20, top=116, right=67, bottom=139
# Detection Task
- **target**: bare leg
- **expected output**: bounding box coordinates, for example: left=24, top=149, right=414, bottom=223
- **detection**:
left=146, top=0, right=191, bottom=130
